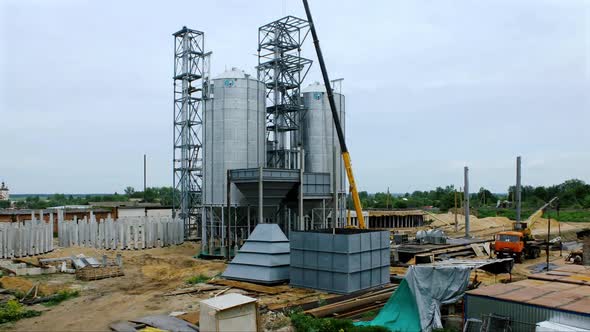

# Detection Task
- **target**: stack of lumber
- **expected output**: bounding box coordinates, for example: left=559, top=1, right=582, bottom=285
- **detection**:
left=208, top=279, right=290, bottom=295
left=304, top=285, right=397, bottom=319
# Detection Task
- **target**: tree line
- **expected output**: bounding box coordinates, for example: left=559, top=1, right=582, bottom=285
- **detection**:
left=3, top=179, right=590, bottom=212
left=351, top=179, right=590, bottom=212
left=5, top=187, right=177, bottom=210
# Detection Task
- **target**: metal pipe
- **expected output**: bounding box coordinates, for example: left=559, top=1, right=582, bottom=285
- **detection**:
left=259, top=166, right=264, bottom=224
left=299, top=147, right=305, bottom=230
left=226, top=170, right=231, bottom=261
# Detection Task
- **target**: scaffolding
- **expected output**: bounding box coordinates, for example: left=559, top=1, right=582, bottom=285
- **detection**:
left=258, top=16, right=312, bottom=169
left=172, top=27, right=211, bottom=239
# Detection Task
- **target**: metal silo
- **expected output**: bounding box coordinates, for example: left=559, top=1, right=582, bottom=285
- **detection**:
left=301, top=82, right=346, bottom=194
left=203, top=67, right=266, bottom=205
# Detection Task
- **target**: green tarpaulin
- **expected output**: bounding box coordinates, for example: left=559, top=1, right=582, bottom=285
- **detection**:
left=355, top=279, right=421, bottom=332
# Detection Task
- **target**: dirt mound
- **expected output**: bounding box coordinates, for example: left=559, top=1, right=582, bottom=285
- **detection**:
left=140, top=255, right=226, bottom=283
left=0, top=276, right=60, bottom=296
left=429, top=213, right=513, bottom=236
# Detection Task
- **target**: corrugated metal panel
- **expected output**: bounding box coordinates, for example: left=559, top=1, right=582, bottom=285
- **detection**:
left=301, top=84, right=345, bottom=194
left=290, top=230, right=390, bottom=294
left=203, top=71, right=266, bottom=205
left=465, top=294, right=590, bottom=332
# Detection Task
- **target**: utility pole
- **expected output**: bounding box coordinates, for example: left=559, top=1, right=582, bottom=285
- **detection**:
left=464, top=167, right=470, bottom=238
left=516, top=156, right=522, bottom=225
left=386, top=187, right=390, bottom=210
left=454, top=190, right=458, bottom=233
left=143, top=154, right=147, bottom=202
left=546, top=208, right=551, bottom=271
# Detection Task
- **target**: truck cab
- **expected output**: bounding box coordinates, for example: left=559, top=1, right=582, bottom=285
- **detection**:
left=495, top=231, right=525, bottom=261
left=494, top=230, right=540, bottom=262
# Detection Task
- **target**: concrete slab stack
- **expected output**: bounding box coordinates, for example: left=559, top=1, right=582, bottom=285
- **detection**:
left=57, top=214, right=183, bottom=250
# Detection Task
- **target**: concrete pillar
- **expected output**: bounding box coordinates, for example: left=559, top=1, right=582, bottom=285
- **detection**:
left=516, top=156, right=522, bottom=225
left=133, top=220, right=139, bottom=250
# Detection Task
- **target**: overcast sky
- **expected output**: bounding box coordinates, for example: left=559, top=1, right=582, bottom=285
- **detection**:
left=1, top=0, right=588, bottom=194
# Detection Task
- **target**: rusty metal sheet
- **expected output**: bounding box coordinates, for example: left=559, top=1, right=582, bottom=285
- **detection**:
left=467, top=283, right=522, bottom=297
left=559, top=297, right=590, bottom=314
left=494, top=286, right=552, bottom=302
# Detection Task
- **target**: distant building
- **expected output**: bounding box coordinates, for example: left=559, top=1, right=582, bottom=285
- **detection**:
left=0, top=182, right=9, bottom=201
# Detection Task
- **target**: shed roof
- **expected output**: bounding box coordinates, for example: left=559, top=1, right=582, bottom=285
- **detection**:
left=467, top=265, right=590, bottom=315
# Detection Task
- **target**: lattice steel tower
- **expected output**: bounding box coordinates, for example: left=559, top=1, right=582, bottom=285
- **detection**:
left=258, top=16, right=312, bottom=169
left=172, top=27, right=210, bottom=238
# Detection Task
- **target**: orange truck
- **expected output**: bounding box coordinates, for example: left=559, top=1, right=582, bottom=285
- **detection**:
left=494, top=197, right=558, bottom=263
left=494, top=230, right=541, bottom=262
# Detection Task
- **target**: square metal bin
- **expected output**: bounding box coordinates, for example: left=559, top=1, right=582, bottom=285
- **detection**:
left=290, top=229, right=390, bottom=294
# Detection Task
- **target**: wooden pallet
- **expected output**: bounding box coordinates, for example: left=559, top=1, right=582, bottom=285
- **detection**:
left=76, top=265, right=124, bottom=281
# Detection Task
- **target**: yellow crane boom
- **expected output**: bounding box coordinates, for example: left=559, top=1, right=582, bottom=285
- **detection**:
left=302, top=0, right=366, bottom=229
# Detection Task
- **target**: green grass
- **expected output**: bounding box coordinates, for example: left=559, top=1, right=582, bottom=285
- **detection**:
left=289, top=311, right=388, bottom=332
left=42, top=290, right=79, bottom=307
left=186, top=274, right=211, bottom=284
left=543, top=210, right=590, bottom=222
left=0, top=300, right=41, bottom=324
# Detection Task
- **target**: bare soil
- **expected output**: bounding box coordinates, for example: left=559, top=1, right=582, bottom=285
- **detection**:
left=1, top=242, right=328, bottom=331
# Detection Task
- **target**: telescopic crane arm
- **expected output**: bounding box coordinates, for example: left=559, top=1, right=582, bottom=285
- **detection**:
left=302, top=0, right=366, bottom=229
left=524, top=196, right=559, bottom=229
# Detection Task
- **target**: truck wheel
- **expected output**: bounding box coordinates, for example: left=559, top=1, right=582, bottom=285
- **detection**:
left=516, top=253, right=523, bottom=263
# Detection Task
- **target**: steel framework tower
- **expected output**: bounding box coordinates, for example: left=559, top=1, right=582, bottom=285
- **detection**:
left=258, top=16, right=312, bottom=169
left=172, top=27, right=210, bottom=238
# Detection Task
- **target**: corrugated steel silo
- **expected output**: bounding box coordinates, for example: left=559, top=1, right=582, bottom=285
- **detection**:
left=301, top=82, right=346, bottom=193
left=203, top=67, right=266, bottom=205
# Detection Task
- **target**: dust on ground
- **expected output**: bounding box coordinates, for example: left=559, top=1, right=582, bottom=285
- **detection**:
left=2, top=242, right=326, bottom=331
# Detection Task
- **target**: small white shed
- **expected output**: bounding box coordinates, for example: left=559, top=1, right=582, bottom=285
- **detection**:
left=199, top=293, right=258, bottom=332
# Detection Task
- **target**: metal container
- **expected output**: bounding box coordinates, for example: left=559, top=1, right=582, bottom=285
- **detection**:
left=301, top=82, right=345, bottom=193
left=199, top=293, right=258, bottom=332
left=203, top=68, right=266, bottom=205
left=290, top=229, right=390, bottom=294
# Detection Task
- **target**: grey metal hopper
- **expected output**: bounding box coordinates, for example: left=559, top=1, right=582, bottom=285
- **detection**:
left=222, top=223, right=290, bottom=284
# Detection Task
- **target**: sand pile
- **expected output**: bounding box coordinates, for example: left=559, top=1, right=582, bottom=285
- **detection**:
left=429, top=212, right=513, bottom=236
left=0, top=276, right=61, bottom=295
left=140, top=255, right=226, bottom=283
